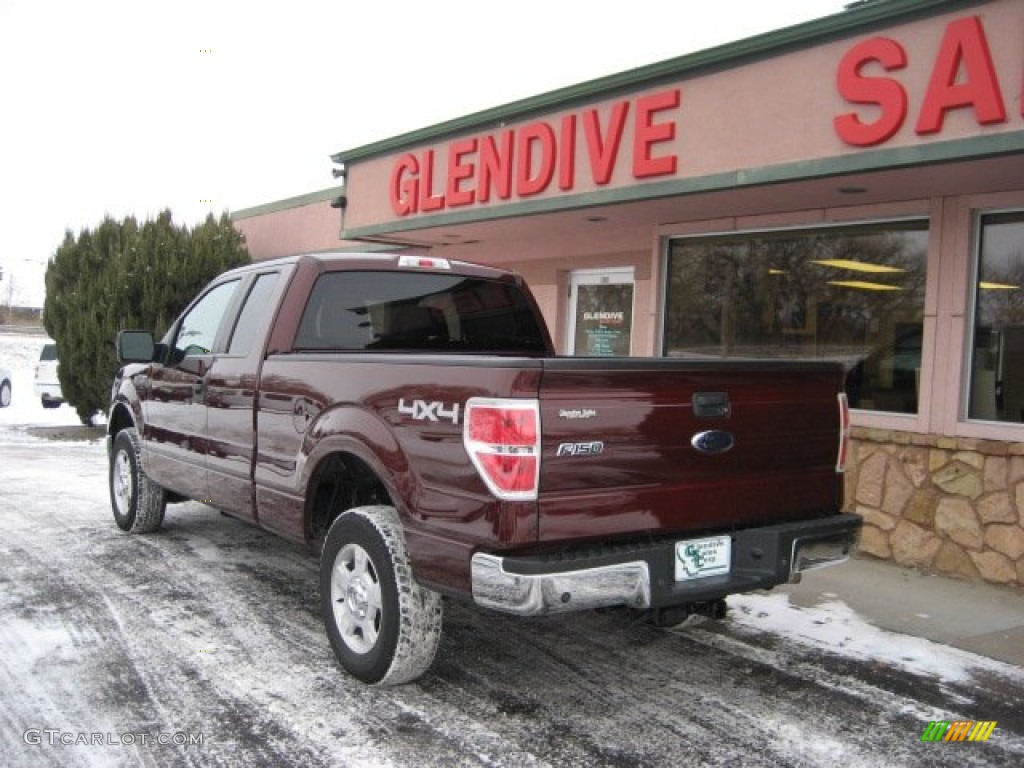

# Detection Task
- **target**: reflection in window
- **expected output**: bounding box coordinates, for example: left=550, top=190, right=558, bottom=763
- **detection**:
left=294, top=271, right=549, bottom=354
left=663, top=222, right=928, bottom=414
left=228, top=273, right=279, bottom=355
left=175, top=280, right=239, bottom=357
left=970, top=212, right=1024, bottom=423
left=574, top=283, right=634, bottom=356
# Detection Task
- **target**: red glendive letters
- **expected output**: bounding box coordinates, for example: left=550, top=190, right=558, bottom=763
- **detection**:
left=390, top=88, right=681, bottom=216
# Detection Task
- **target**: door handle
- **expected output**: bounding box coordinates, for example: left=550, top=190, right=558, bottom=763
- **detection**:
left=693, top=392, right=730, bottom=419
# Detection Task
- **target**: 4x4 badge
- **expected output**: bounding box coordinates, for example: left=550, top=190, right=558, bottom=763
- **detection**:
left=398, top=398, right=460, bottom=425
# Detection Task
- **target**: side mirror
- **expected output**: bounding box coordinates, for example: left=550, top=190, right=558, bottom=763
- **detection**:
left=117, top=330, right=156, bottom=363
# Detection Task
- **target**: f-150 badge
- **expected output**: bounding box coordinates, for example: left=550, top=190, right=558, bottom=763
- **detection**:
left=398, top=398, right=460, bottom=425
left=556, top=441, right=604, bottom=457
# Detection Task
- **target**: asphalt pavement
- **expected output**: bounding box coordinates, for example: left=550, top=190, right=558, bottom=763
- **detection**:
left=779, top=555, right=1024, bottom=667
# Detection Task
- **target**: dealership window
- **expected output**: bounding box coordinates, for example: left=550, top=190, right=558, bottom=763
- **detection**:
left=969, top=211, right=1024, bottom=423
left=664, top=221, right=928, bottom=414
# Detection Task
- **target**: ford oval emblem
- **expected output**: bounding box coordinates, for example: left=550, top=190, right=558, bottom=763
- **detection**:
left=691, top=430, right=735, bottom=455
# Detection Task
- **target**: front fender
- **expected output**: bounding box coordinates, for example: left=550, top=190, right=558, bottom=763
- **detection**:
left=107, top=367, right=146, bottom=440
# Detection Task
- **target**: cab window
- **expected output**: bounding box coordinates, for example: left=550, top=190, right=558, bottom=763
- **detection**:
left=174, top=280, right=239, bottom=359
left=228, top=273, right=279, bottom=356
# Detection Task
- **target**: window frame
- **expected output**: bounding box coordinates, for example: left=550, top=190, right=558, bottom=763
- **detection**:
left=962, top=207, right=1024, bottom=429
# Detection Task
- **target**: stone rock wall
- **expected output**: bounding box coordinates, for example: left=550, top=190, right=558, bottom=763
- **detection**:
left=847, top=428, right=1024, bottom=587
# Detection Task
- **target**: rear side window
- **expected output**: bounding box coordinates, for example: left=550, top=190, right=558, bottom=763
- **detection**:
left=40, top=344, right=58, bottom=361
left=294, top=271, right=548, bottom=354
left=228, top=273, right=279, bottom=355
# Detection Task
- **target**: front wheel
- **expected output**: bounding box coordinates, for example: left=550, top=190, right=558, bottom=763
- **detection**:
left=0, top=380, right=10, bottom=408
left=320, top=505, right=443, bottom=685
left=110, top=428, right=166, bottom=533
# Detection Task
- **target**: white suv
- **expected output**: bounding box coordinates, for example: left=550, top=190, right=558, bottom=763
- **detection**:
left=34, top=342, right=63, bottom=408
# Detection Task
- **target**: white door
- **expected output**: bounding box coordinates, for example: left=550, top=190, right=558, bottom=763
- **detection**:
left=566, top=268, right=635, bottom=356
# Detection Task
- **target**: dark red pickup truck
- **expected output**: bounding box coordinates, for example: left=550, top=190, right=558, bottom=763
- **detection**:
left=108, top=252, right=860, bottom=685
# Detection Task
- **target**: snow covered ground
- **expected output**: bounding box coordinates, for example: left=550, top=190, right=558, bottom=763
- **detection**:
left=0, top=332, right=78, bottom=428
left=1, top=332, right=1022, bottom=767
left=727, top=589, right=1024, bottom=685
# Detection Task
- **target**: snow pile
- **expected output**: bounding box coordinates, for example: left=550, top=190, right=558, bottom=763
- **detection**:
left=0, top=333, right=77, bottom=426
left=726, top=592, right=1018, bottom=683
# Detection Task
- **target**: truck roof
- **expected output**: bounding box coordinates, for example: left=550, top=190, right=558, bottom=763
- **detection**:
left=224, top=252, right=522, bottom=283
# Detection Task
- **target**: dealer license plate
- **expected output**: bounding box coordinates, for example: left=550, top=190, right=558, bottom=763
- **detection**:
left=674, top=535, right=732, bottom=581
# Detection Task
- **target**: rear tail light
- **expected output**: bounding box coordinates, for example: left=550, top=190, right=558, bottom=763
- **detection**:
left=836, top=392, right=851, bottom=472
left=463, top=397, right=540, bottom=500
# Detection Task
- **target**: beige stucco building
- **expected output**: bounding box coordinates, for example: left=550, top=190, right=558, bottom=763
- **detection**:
left=233, top=0, right=1024, bottom=587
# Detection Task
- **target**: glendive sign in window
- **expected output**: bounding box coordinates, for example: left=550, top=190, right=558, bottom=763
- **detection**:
left=664, top=222, right=928, bottom=415
left=570, top=270, right=634, bottom=356
left=971, top=212, right=1024, bottom=424
left=575, top=294, right=632, bottom=356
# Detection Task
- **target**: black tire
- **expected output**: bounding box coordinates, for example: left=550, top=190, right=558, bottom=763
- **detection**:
left=320, top=505, right=443, bottom=685
left=109, top=428, right=167, bottom=533
left=0, top=380, right=10, bottom=408
left=41, top=397, right=60, bottom=409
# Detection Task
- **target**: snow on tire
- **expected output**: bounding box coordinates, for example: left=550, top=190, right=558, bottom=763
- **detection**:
left=320, top=505, right=443, bottom=686
left=109, top=428, right=167, bottom=533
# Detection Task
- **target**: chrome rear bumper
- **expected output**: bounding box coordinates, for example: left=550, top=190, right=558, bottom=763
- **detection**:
left=471, top=553, right=650, bottom=615
left=470, top=513, right=861, bottom=616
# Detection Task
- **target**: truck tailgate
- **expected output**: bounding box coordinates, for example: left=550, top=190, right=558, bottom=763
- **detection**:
left=537, top=358, right=845, bottom=544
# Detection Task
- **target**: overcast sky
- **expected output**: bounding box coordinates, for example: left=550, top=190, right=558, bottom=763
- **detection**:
left=0, top=0, right=848, bottom=306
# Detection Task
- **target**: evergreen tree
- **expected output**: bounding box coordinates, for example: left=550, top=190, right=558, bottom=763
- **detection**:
left=43, top=210, right=249, bottom=424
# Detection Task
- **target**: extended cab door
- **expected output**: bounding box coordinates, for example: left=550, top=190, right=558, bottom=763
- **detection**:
left=143, top=279, right=241, bottom=502
left=204, top=270, right=285, bottom=519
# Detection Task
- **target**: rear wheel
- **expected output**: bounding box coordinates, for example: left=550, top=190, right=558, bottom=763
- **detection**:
left=0, top=380, right=10, bottom=408
left=110, top=428, right=166, bottom=533
left=320, top=505, right=442, bottom=685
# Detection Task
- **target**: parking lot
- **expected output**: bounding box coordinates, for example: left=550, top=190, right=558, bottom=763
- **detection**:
left=0, top=413, right=1021, bottom=767
left=0, top=332, right=1020, bottom=767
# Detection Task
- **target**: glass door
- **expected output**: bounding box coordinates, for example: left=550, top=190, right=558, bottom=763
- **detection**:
left=566, top=268, right=635, bottom=356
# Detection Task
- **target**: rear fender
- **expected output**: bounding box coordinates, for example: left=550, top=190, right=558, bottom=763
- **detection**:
left=300, top=405, right=412, bottom=525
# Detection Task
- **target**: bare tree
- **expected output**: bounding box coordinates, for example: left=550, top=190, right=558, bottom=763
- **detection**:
left=2, top=270, right=14, bottom=324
